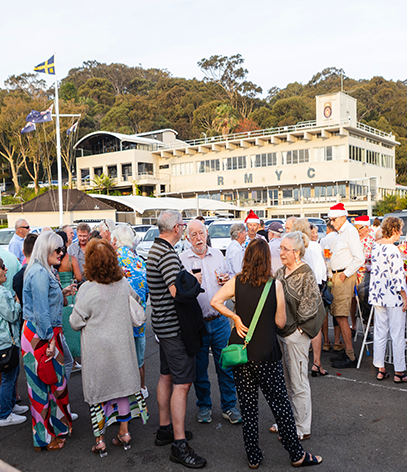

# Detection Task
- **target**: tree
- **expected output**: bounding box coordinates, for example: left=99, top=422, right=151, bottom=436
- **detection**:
left=92, top=173, right=115, bottom=195
left=373, top=194, right=401, bottom=215
left=234, top=118, right=259, bottom=134
left=213, top=104, right=238, bottom=136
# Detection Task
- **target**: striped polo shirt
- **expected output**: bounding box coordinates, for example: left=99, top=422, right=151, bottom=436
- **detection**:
left=146, top=237, right=182, bottom=338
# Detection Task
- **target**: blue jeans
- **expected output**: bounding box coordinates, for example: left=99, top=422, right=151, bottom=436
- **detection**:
left=194, top=315, right=237, bottom=412
left=0, top=364, right=20, bottom=419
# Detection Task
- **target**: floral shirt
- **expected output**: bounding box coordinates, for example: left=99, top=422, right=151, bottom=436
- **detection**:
left=117, top=246, right=149, bottom=337
left=369, top=243, right=405, bottom=307
left=357, top=230, right=375, bottom=282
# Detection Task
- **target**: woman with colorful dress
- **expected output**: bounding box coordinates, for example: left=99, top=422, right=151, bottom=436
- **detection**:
left=56, top=231, right=82, bottom=376
left=21, top=231, right=74, bottom=451
left=112, top=225, right=149, bottom=398
left=70, top=238, right=148, bottom=458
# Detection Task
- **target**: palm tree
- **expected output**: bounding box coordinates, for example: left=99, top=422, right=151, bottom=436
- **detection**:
left=213, top=104, right=238, bottom=136
left=92, top=173, right=115, bottom=195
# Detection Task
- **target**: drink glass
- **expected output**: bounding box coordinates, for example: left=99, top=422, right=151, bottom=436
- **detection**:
left=69, top=278, right=78, bottom=307
left=192, top=260, right=202, bottom=274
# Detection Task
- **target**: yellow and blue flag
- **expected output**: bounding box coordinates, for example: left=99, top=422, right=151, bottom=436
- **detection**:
left=34, top=55, right=55, bottom=75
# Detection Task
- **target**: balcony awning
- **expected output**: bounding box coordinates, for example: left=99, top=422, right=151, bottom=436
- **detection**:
left=89, top=194, right=243, bottom=214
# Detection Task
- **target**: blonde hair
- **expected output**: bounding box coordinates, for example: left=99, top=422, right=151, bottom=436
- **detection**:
left=291, top=218, right=311, bottom=238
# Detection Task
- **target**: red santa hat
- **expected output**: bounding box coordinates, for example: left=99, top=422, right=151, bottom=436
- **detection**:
left=354, top=215, right=370, bottom=226
left=328, top=203, right=348, bottom=218
left=245, top=209, right=260, bottom=224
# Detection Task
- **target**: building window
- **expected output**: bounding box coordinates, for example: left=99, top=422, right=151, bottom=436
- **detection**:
left=251, top=190, right=268, bottom=204
left=171, top=162, right=194, bottom=175
left=196, top=159, right=220, bottom=173
left=269, top=190, right=278, bottom=206
left=381, top=154, right=393, bottom=168
left=107, top=165, right=117, bottom=179
left=138, top=162, right=154, bottom=175
left=238, top=190, right=249, bottom=200
left=122, top=164, right=132, bottom=181
left=366, top=150, right=380, bottom=166
left=223, top=192, right=234, bottom=202
left=349, top=145, right=365, bottom=162
left=94, top=167, right=103, bottom=177
left=282, top=149, right=309, bottom=165
left=251, top=153, right=277, bottom=168
left=222, top=156, right=247, bottom=171
left=315, top=145, right=344, bottom=161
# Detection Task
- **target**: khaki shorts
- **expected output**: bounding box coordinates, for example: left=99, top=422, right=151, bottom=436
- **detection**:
left=331, top=272, right=357, bottom=317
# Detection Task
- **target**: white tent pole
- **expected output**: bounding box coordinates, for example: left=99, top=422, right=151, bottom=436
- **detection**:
left=54, top=54, right=63, bottom=227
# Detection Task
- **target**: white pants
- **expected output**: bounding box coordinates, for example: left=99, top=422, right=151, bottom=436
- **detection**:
left=373, top=306, right=406, bottom=372
left=278, top=329, right=312, bottom=436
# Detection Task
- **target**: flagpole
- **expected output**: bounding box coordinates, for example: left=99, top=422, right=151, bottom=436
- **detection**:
left=53, top=54, right=64, bottom=226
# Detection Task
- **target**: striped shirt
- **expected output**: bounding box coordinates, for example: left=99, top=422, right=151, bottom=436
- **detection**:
left=146, top=237, right=182, bottom=338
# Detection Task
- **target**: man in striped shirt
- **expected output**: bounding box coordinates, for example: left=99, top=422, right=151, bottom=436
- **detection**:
left=147, top=210, right=206, bottom=469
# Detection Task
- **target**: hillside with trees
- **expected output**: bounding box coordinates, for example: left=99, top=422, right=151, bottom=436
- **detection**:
left=1, top=56, right=407, bottom=196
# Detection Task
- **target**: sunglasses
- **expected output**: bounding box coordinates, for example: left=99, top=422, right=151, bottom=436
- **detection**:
left=0, top=264, right=5, bottom=270
left=19, top=226, right=30, bottom=229
left=55, top=247, right=64, bottom=254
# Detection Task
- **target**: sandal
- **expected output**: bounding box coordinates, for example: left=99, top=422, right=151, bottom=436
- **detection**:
left=112, top=432, right=131, bottom=450
left=269, top=423, right=278, bottom=433
left=322, top=343, right=331, bottom=352
left=311, top=364, right=328, bottom=377
left=292, top=452, right=323, bottom=467
left=394, top=373, right=407, bottom=384
left=92, top=440, right=107, bottom=458
left=376, top=370, right=389, bottom=381
left=34, top=437, right=66, bottom=452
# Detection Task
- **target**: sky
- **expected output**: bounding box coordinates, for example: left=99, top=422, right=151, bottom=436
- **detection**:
left=1, top=0, right=407, bottom=96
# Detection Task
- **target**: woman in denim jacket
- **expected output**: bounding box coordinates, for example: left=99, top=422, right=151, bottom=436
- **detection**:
left=21, top=231, right=74, bottom=451
left=0, top=259, right=30, bottom=427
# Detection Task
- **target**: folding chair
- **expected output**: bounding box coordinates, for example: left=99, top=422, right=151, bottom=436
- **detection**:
left=356, top=305, right=374, bottom=369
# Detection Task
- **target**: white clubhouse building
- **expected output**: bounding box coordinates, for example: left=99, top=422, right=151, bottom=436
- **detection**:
left=75, top=92, right=398, bottom=219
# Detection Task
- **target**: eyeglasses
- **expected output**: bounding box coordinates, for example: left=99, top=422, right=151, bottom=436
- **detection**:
left=329, top=218, right=337, bottom=223
left=0, top=264, right=5, bottom=270
left=19, top=226, right=30, bottom=229
left=55, top=247, right=64, bottom=254
left=174, top=223, right=186, bottom=229
left=279, top=246, right=297, bottom=253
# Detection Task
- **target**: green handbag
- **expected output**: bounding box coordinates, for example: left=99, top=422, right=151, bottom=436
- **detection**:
left=220, top=278, right=273, bottom=369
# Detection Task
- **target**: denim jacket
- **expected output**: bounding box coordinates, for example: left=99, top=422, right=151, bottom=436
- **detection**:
left=23, top=262, right=63, bottom=340
left=0, top=285, right=21, bottom=349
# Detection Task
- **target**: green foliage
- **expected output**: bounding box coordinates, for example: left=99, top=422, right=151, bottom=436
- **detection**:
left=373, top=194, right=403, bottom=216
left=60, top=82, right=77, bottom=101
left=92, top=173, right=115, bottom=195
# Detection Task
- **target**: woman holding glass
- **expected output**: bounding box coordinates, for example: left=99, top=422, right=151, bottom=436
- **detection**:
left=22, top=231, right=75, bottom=451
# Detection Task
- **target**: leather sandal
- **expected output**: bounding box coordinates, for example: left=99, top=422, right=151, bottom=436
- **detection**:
left=376, top=370, right=389, bottom=381
left=34, top=437, right=66, bottom=452
left=322, top=343, right=331, bottom=352
left=394, top=373, right=407, bottom=383
left=112, top=432, right=131, bottom=450
left=92, top=439, right=107, bottom=458
left=292, top=452, right=323, bottom=467
left=311, top=364, right=328, bottom=377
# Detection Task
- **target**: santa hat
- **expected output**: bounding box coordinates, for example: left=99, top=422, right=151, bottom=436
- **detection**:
left=328, top=203, right=348, bottom=218
left=245, top=209, right=260, bottom=224
left=354, top=215, right=370, bottom=226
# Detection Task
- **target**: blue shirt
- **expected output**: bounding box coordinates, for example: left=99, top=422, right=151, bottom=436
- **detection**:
left=8, top=234, right=24, bottom=264
left=0, top=247, right=21, bottom=296
left=23, top=262, right=64, bottom=340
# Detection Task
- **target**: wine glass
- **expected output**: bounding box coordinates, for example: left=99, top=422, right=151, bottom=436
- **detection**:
left=69, top=278, right=78, bottom=307
left=192, top=260, right=202, bottom=275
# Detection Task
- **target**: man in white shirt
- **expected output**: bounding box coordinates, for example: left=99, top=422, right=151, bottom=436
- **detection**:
left=328, top=203, right=364, bottom=369
left=180, top=220, right=241, bottom=426
left=226, top=223, right=246, bottom=277
left=268, top=221, right=284, bottom=276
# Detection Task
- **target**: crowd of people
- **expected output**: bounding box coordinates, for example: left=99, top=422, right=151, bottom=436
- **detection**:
left=0, top=205, right=405, bottom=469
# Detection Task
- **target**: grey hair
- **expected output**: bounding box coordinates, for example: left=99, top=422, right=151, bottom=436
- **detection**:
left=230, top=223, right=246, bottom=240
left=25, top=231, right=63, bottom=280
left=269, top=230, right=282, bottom=238
left=111, top=225, right=134, bottom=248
left=282, top=231, right=309, bottom=258
left=157, top=210, right=182, bottom=234
left=61, top=224, right=72, bottom=231
left=186, top=219, right=206, bottom=236
left=100, top=218, right=116, bottom=233
left=15, top=218, right=27, bottom=230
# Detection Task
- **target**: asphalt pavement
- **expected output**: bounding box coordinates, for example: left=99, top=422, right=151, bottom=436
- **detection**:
left=1, top=310, right=407, bottom=472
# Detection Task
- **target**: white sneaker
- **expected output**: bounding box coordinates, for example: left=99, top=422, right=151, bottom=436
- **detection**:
left=71, top=413, right=79, bottom=421
left=141, top=386, right=149, bottom=399
left=72, top=362, right=81, bottom=372
left=0, top=413, right=27, bottom=427
left=12, top=405, right=29, bottom=415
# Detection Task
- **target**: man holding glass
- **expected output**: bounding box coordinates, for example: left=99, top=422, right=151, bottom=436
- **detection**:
left=180, top=220, right=241, bottom=425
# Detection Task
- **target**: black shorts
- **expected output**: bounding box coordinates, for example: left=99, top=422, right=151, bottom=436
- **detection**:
left=159, top=333, right=196, bottom=385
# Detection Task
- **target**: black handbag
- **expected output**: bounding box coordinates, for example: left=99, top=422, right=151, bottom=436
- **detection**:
left=320, top=280, right=333, bottom=308
left=0, top=321, right=19, bottom=373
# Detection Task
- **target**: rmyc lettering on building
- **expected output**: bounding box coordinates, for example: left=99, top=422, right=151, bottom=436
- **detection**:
left=218, top=176, right=224, bottom=185
left=307, top=168, right=315, bottom=178
left=275, top=170, right=282, bottom=181
left=244, top=173, right=253, bottom=184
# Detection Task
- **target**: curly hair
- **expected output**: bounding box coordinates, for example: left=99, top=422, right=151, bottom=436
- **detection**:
left=381, top=216, right=403, bottom=239
left=240, top=238, right=271, bottom=287
left=84, top=238, right=123, bottom=284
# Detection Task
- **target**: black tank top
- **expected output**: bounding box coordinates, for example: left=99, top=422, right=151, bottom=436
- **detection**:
left=229, top=276, right=281, bottom=362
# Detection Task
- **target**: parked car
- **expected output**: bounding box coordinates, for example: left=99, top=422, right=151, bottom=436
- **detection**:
left=383, top=211, right=407, bottom=242
left=207, top=219, right=243, bottom=255
left=132, top=224, right=153, bottom=243
left=308, top=217, right=326, bottom=225
left=136, top=226, right=183, bottom=260
left=0, top=228, right=16, bottom=251
left=265, top=218, right=286, bottom=228
left=315, top=223, right=327, bottom=240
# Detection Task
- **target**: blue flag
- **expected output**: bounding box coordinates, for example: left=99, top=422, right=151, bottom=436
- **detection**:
left=26, top=105, right=53, bottom=124
left=67, top=121, right=78, bottom=136
left=21, top=122, right=36, bottom=134
left=34, top=55, right=55, bottom=75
